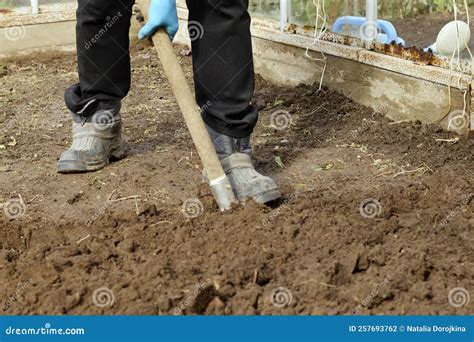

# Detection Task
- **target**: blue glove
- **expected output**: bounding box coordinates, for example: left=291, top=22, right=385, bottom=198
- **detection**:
left=138, top=0, right=179, bottom=41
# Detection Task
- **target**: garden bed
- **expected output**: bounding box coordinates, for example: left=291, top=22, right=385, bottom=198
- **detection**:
left=0, top=45, right=472, bottom=315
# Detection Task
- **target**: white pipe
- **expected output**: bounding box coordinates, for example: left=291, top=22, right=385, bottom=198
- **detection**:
left=31, top=0, right=39, bottom=14
left=287, top=0, right=291, bottom=21
left=280, top=0, right=288, bottom=31
left=365, top=0, right=377, bottom=41
left=366, top=0, right=377, bottom=23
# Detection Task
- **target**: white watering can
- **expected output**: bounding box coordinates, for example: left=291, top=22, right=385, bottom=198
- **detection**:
left=424, top=21, right=471, bottom=57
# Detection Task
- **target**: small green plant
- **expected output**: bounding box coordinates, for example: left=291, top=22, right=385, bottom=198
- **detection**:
left=433, top=0, right=455, bottom=12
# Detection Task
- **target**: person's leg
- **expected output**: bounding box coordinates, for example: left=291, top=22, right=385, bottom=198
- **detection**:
left=58, top=0, right=134, bottom=173
left=187, top=0, right=281, bottom=203
left=186, top=0, right=258, bottom=138
left=65, top=0, right=135, bottom=115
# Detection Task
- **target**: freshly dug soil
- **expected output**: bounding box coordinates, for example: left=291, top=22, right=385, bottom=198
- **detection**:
left=0, top=44, right=472, bottom=315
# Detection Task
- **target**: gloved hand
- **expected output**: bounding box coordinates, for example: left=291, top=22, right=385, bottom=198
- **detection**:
left=138, top=0, right=179, bottom=41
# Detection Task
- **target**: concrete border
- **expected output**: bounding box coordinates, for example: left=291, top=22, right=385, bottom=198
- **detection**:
left=0, top=3, right=76, bottom=26
left=174, top=6, right=472, bottom=133
left=0, top=3, right=76, bottom=56
left=252, top=36, right=469, bottom=130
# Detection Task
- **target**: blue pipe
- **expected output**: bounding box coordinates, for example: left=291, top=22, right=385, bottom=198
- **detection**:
left=332, top=16, right=405, bottom=46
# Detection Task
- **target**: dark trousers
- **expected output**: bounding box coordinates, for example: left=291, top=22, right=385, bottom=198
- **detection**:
left=65, top=0, right=258, bottom=138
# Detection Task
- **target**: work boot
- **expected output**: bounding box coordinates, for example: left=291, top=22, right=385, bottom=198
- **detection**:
left=57, top=107, right=127, bottom=173
left=206, top=125, right=281, bottom=204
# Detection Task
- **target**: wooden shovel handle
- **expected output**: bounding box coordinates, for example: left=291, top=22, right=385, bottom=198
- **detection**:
left=136, top=0, right=226, bottom=182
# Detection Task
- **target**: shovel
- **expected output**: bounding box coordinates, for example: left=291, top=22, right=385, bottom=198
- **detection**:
left=135, top=0, right=237, bottom=211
